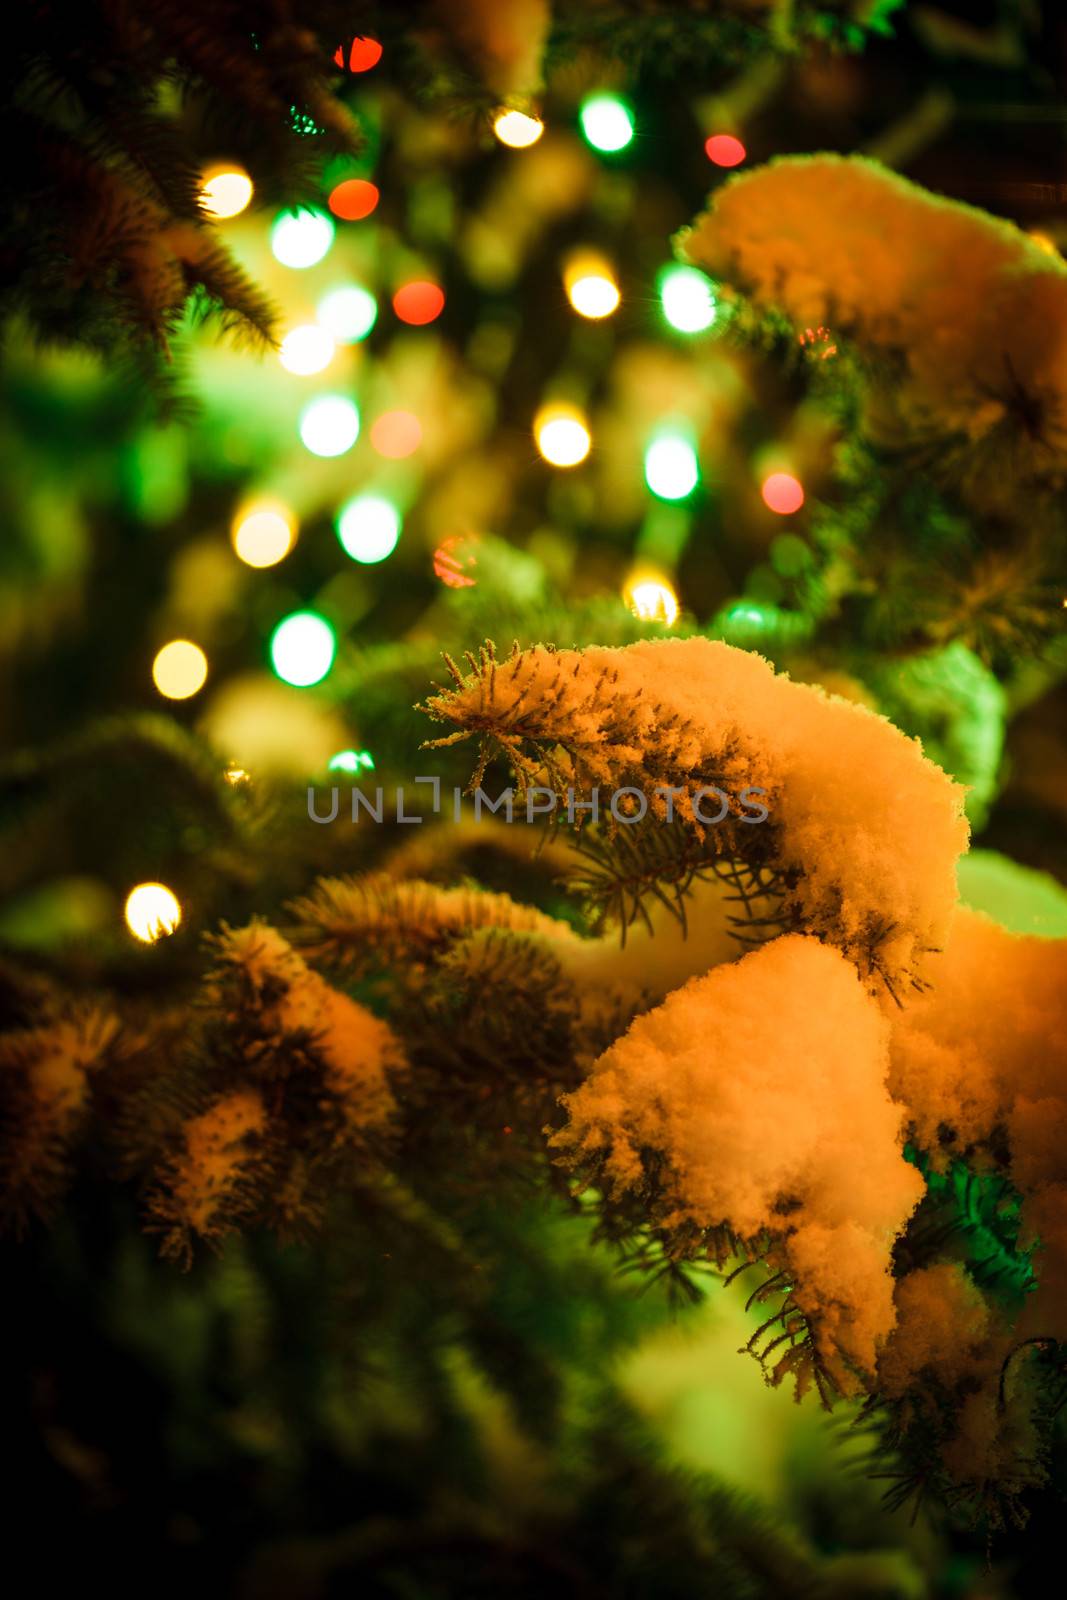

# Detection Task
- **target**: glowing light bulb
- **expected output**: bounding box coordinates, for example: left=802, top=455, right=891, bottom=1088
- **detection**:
left=278, top=324, right=335, bottom=376
left=299, top=394, right=360, bottom=457
left=659, top=265, right=717, bottom=334
left=392, top=281, right=445, bottom=325
left=328, top=179, right=379, bottom=221
left=270, top=611, right=336, bottom=687
left=761, top=472, right=805, bottom=515
left=579, top=94, right=634, bottom=153
left=270, top=208, right=335, bottom=268
left=534, top=404, right=591, bottom=468
left=318, top=285, right=377, bottom=342
left=200, top=165, right=253, bottom=219
left=152, top=639, right=208, bottom=699
left=625, top=574, right=679, bottom=626
left=336, top=495, right=401, bottom=564
left=493, top=109, right=544, bottom=148
left=705, top=133, right=746, bottom=167
left=565, top=255, right=620, bottom=319
left=370, top=410, right=422, bottom=458
left=644, top=435, right=698, bottom=500
left=231, top=503, right=295, bottom=568
left=125, top=882, right=182, bottom=943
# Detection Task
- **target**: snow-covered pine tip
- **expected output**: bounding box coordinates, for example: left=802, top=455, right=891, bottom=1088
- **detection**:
left=421, top=636, right=968, bottom=998
left=552, top=933, right=924, bottom=1397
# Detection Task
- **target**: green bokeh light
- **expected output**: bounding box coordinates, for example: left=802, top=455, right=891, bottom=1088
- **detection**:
left=336, top=494, right=401, bottom=563
left=659, top=265, right=717, bottom=334
left=270, top=208, right=335, bottom=268
left=644, top=434, right=699, bottom=500
left=299, top=394, right=360, bottom=457
left=318, top=285, right=378, bottom=343
left=270, top=611, right=336, bottom=687
left=328, top=748, right=376, bottom=773
left=579, top=94, right=634, bottom=153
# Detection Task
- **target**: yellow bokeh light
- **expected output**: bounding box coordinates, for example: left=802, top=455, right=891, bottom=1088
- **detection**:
left=231, top=503, right=295, bottom=568
left=534, top=404, right=591, bottom=467
left=278, top=324, right=335, bottom=376
left=567, top=273, right=620, bottom=318
left=493, top=109, right=544, bottom=148
left=152, top=639, right=208, bottom=700
left=125, top=882, right=182, bottom=943
left=564, top=253, right=620, bottom=320
left=625, top=573, right=680, bottom=626
left=200, top=166, right=254, bottom=219
left=1030, top=230, right=1058, bottom=256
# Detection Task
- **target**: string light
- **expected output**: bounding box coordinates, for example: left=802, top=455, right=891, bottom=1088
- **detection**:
left=624, top=573, right=679, bottom=626
left=534, top=404, right=591, bottom=467
left=564, top=253, right=620, bottom=319
left=270, top=208, right=335, bottom=268
left=299, top=394, right=360, bottom=457
left=392, top=281, right=445, bottom=325
left=328, top=749, right=376, bottom=773
left=328, top=179, right=379, bottom=221
left=318, top=285, right=377, bottom=342
left=152, top=639, right=208, bottom=699
left=705, top=133, right=746, bottom=167
left=493, top=110, right=544, bottom=148
left=231, top=502, right=295, bottom=568
left=659, top=265, right=717, bottom=334
left=644, top=434, right=699, bottom=500
left=125, top=882, right=182, bottom=943
left=761, top=472, right=805, bottom=515
left=370, top=410, right=422, bottom=458
left=579, top=94, right=634, bottom=153
left=270, top=611, right=336, bottom=687
left=336, top=495, right=401, bottom=564
left=334, top=37, right=382, bottom=72
left=278, top=324, right=335, bottom=376
left=200, top=165, right=253, bottom=219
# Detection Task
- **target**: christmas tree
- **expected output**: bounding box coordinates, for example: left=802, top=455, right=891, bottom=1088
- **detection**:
left=3, top=3, right=1067, bottom=1595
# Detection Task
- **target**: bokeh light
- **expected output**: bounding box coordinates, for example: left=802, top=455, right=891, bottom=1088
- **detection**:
left=200, top=165, right=253, bottom=219
left=565, top=258, right=620, bottom=319
left=535, top=404, right=591, bottom=468
left=393, top=281, right=445, bottom=325
left=705, top=133, right=746, bottom=167
left=659, top=265, right=717, bottom=334
left=270, top=208, right=335, bottom=268
left=318, top=285, right=378, bottom=342
left=328, top=748, right=376, bottom=773
left=644, top=435, right=699, bottom=500
left=231, top=503, right=295, bottom=568
left=270, top=612, right=336, bottom=686
left=125, top=882, right=182, bottom=943
left=299, top=394, right=360, bottom=457
left=152, top=639, right=208, bottom=699
left=328, top=178, right=379, bottom=221
left=336, top=495, right=402, bottom=564
left=493, top=110, right=544, bottom=148
left=579, top=94, right=634, bottom=153
left=433, top=534, right=478, bottom=588
left=625, top=574, right=680, bottom=626
left=278, top=324, right=335, bottom=375
left=334, top=37, right=382, bottom=72
left=370, top=410, right=422, bottom=458
left=761, top=472, right=805, bottom=514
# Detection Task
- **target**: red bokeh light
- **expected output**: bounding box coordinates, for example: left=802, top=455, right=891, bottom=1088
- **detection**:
left=433, top=535, right=478, bottom=589
left=761, top=472, right=805, bottom=515
left=334, top=37, right=383, bottom=73
left=370, top=410, right=423, bottom=459
left=328, top=179, right=379, bottom=221
left=705, top=134, right=746, bottom=168
left=393, top=281, right=445, bottom=326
